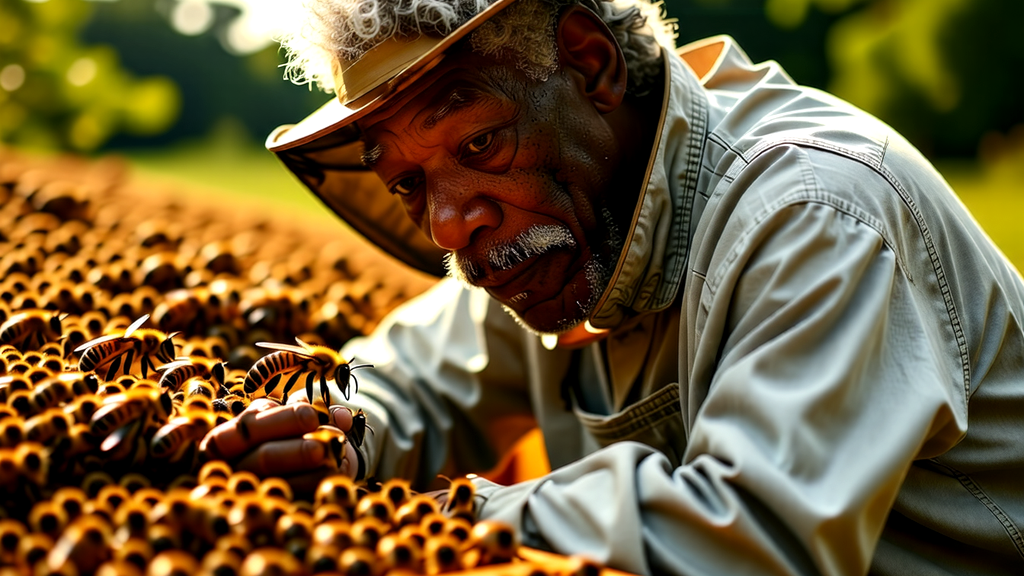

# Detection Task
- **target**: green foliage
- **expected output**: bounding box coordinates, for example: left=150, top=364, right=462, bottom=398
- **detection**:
left=0, top=0, right=181, bottom=152
left=669, top=0, right=1024, bottom=157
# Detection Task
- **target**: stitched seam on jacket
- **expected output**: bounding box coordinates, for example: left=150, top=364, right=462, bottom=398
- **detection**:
left=731, top=137, right=972, bottom=402
left=931, top=460, right=1024, bottom=560
left=656, top=86, right=709, bottom=309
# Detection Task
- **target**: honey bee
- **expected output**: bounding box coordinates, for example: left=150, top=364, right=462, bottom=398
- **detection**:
left=244, top=338, right=372, bottom=405
left=314, top=474, right=359, bottom=512
left=0, top=309, right=63, bottom=352
left=149, top=412, right=216, bottom=462
left=24, top=408, right=74, bottom=446
left=424, top=535, right=463, bottom=575
left=348, top=408, right=373, bottom=449
left=354, top=492, right=395, bottom=524
left=157, top=356, right=227, bottom=393
left=378, top=532, right=424, bottom=572
left=302, top=426, right=351, bottom=471
left=30, top=375, right=74, bottom=412
left=444, top=477, right=478, bottom=522
left=89, top=388, right=172, bottom=461
left=75, top=314, right=177, bottom=380
left=467, top=520, right=519, bottom=566
left=394, top=496, right=441, bottom=528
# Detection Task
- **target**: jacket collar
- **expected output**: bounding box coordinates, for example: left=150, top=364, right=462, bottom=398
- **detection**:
left=587, top=41, right=716, bottom=330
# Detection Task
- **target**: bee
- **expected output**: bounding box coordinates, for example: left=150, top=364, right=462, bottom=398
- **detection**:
left=378, top=532, right=424, bottom=573
left=75, top=314, right=177, bottom=380
left=89, top=388, right=173, bottom=460
left=468, top=520, right=519, bottom=566
left=444, top=477, right=478, bottom=522
left=348, top=408, right=373, bottom=448
left=394, top=496, right=440, bottom=528
left=30, top=375, right=74, bottom=411
left=0, top=309, right=63, bottom=352
left=314, top=474, right=359, bottom=511
left=302, top=426, right=350, bottom=470
left=379, top=478, right=411, bottom=510
left=354, top=492, right=395, bottom=524
left=212, top=394, right=249, bottom=416
left=149, top=412, right=216, bottom=462
left=24, top=408, right=74, bottom=446
left=157, top=356, right=227, bottom=393
left=244, top=338, right=372, bottom=405
left=424, top=535, right=463, bottom=575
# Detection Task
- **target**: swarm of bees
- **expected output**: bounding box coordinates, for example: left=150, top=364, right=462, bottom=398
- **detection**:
left=0, top=149, right=610, bottom=575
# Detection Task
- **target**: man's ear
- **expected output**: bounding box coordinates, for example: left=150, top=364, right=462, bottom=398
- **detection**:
left=556, top=5, right=627, bottom=113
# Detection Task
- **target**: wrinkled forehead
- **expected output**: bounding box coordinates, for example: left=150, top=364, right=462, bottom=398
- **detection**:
left=356, top=54, right=519, bottom=136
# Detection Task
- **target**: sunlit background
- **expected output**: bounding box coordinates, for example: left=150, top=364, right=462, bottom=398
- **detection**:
left=2, top=0, right=1023, bottom=268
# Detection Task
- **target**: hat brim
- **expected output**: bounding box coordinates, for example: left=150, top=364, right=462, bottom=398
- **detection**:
left=266, top=0, right=518, bottom=153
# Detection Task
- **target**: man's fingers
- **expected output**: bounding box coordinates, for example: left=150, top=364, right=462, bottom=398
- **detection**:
left=202, top=402, right=321, bottom=461
left=331, top=406, right=353, bottom=431
left=235, top=437, right=331, bottom=477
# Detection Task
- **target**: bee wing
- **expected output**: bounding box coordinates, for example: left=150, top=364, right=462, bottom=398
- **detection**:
left=73, top=333, right=122, bottom=353
left=255, top=342, right=313, bottom=356
left=123, top=314, right=150, bottom=338
left=156, top=359, right=192, bottom=372
left=294, top=337, right=317, bottom=353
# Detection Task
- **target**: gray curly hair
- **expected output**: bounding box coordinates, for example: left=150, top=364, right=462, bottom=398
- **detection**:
left=278, top=0, right=676, bottom=96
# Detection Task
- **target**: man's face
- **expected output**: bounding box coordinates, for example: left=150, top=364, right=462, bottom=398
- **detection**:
left=358, top=51, right=630, bottom=334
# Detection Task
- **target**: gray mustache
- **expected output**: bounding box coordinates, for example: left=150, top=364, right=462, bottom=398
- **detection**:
left=444, top=225, right=577, bottom=284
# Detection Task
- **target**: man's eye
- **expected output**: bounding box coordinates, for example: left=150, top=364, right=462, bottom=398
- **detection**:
left=465, top=132, right=494, bottom=155
left=391, top=176, right=422, bottom=196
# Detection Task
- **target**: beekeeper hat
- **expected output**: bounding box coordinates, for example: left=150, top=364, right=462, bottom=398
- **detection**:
left=266, top=0, right=518, bottom=277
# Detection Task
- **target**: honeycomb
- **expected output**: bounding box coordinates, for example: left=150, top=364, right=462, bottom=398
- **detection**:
left=0, top=148, right=610, bottom=576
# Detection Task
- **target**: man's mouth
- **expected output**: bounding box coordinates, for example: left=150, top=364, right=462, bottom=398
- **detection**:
left=444, top=224, right=577, bottom=289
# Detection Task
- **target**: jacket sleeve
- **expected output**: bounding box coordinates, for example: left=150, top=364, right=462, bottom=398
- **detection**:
left=334, top=278, right=537, bottom=488
left=474, top=201, right=968, bottom=576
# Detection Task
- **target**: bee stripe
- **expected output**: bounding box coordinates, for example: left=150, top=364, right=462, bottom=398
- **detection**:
left=281, top=370, right=304, bottom=397
left=104, top=356, right=123, bottom=381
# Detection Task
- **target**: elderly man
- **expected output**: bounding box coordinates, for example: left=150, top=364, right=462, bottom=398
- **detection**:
left=202, top=0, right=1024, bottom=573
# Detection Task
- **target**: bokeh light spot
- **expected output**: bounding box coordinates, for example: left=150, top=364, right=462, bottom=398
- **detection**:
left=67, top=57, right=97, bottom=87
left=172, top=0, right=215, bottom=36
left=0, top=64, right=25, bottom=92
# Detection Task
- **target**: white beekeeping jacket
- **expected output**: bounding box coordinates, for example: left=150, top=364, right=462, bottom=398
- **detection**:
left=326, top=37, right=1024, bottom=576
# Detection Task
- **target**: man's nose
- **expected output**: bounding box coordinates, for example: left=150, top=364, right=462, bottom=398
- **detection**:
left=426, top=177, right=502, bottom=251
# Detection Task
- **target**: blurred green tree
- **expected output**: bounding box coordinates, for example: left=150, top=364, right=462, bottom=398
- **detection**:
left=666, top=0, right=1024, bottom=157
left=0, top=0, right=181, bottom=152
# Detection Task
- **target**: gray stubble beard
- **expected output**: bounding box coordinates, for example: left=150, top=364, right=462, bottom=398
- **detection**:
left=444, top=209, right=622, bottom=336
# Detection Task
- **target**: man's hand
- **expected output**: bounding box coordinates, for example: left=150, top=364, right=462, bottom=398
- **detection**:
left=200, top=398, right=361, bottom=492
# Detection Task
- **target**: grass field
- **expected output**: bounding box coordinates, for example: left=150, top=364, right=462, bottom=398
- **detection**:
left=124, top=130, right=1024, bottom=277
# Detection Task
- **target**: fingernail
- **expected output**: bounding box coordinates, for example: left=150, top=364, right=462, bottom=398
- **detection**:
left=304, top=439, right=326, bottom=464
